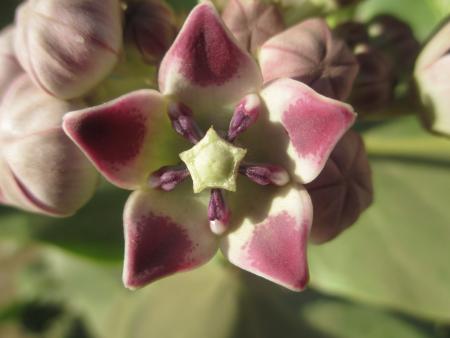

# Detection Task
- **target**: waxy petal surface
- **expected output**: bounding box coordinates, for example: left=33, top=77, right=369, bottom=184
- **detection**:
left=64, top=90, right=184, bottom=190
left=260, top=78, right=356, bottom=184
left=259, top=18, right=358, bottom=100
left=159, top=2, right=262, bottom=117
left=221, top=184, right=312, bottom=291
left=123, top=187, right=217, bottom=289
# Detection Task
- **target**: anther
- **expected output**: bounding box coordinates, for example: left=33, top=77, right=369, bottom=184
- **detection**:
left=148, top=165, right=190, bottom=191
left=239, top=163, right=290, bottom=186
left=168, top=102, right=204, bottom=143
left=208, top=189, right=231, bottom=235
left=227, top=94, right=261, bottom=142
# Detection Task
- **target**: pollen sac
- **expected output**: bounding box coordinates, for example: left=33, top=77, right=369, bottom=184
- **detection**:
left=180, top=128, right=247, bottom=193
left=14, top=0, right=122, bottom=99
left=306, top=130, right=373, bottom=244
left=349, top=45, right=395, bottom=113
left=222, top=0, right=285, bottom=55
left=0, top=27, right=23, bottom=103
left=0, top=74, right=98, bottom=216
left=415, top=17, right=450, bottom=136
left=259, top=18, right=359, bottom=100
left=124, top=0, right=177, bottom=64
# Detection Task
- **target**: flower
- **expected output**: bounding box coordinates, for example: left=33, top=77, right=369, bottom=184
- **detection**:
left=415, top=17, right=450, bottom=137
left=13, top=0, right=123, bottom=99
left=0, top=26, right=98, bottom=216
left=63, top=2, right=355, bottom=291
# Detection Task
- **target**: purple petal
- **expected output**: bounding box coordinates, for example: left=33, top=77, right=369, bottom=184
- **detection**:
left=260, top=78, right=356, bottom=184
left=123, top=188, right=218, bottom=289
left=221, top=185, right=312, bottom=291
left=158, top=2, right=262, bottom=115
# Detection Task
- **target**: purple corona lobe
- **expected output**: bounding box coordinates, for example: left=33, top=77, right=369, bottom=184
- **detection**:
left=283, top=97, right=353, bottom=158
left=125, top=212, right=195, bottom=288
left=247, top=212, right=309, bottom=290
left=174, top=5, right=240, bottom=86
left=69, top=105, right=147, bottom=169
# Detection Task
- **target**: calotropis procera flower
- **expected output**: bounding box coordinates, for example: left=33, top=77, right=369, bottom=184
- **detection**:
left=258, top=18, right=359, bottom=101
left=415, top=17, right=450, bottom=137
left=221, top=0, right=285, bottom=55
left=13, top=0, right=122, bottom=100
left=63, top=3, right=355, bottom=291
left=0, top=74, right=99, bottom=216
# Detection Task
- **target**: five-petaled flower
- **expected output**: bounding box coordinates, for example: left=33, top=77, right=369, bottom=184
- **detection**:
left=63, top=2, right=355, bottom=291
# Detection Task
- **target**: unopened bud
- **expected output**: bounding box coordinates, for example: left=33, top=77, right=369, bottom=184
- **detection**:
left=14, top=0, right=122, bottom=99
left=222, top=0, right=284, bottom=55
left=349, top=45, right=395, bottom=113
left=0, top=74, right=98, bottom=216
left=259, top=18, right=359, bottom=100
left=124, top=0, right=177, bottom=64
left=415, top=17, right=450, bottom=136
left=0, top=26, right=23, bottom=103
left=306, top=130, right=373, bottom=244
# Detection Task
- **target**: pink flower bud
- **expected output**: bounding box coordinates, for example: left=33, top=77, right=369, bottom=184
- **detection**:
left=124, top=0, right=177, bottom=64
left=306, top=130, right=373, bottom=244
left=415, top=18, right=450, bottom=136
left=222, top=0, right=285, bottom=55
left=0, top=26, right=23, bottom=103
left=0, top=74, right=98, bottom=216
left=13, top=0, right=122, bottom=100
left=259, top=18, right=359, bottom=100
left=349, top=45, right=395, bottom=113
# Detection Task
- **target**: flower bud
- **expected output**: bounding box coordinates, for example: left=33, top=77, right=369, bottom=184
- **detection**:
left=14, top=0, right=122, bottom=100
left=415, top=17, right=450, bottom=136
left=306, top=130, right=373, bottom=244
left=0, top=26, right=23, bottom=103
left=349, top=45, right=395, bottom=113
left=124, top=0, right=177, bottom=64
left=368, top=15, right=420, bottom=78
left=334, top=21, right=369, bottom=49
left=0, top=74, right=98, bottom=216
left=222, top=0, right=285, bottom=55
left=259, top=18, right=359, bottom=100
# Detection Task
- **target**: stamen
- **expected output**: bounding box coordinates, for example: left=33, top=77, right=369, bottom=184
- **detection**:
left=168, top=102, right=204, bottom=143
left=208, top=189, right=231, bottom=235
left=239, top=163, right=290, bottom=186
left=148, top=165, right=190, bottom=191
left=227, top=94, right=261, bottom=141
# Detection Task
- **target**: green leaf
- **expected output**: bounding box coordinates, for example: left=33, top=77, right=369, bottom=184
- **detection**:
left=356, top=0, right=450, bottom=41
left=309, top=117, right=450, bottom=322
left=20, top=248, right=438, bottom=338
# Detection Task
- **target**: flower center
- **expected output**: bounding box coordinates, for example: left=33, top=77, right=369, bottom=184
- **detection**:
left=148, top=94, right=290, bottom=235
left=180, top=128, right=246, bottom=193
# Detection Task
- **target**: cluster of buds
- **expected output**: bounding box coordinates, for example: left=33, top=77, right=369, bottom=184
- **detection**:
left=335, top=15, right=420, bottom=113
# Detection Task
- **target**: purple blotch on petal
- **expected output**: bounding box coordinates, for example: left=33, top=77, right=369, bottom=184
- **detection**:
left=125, top=212, right=195, bottom=288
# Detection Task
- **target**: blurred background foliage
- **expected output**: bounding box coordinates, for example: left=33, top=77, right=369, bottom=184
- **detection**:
left=0, top=0, right=450, bottom=337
